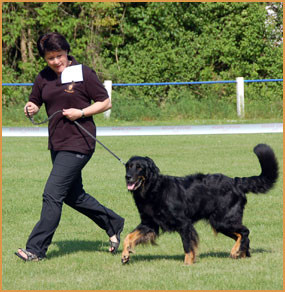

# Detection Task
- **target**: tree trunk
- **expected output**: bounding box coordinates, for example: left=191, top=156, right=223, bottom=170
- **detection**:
left=27, top=28, right=34, bottom=61
left=20, top=29, right=28, bottom=63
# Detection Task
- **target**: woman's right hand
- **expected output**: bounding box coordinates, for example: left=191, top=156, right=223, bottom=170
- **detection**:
left=24, top=102, right=40, bottom=117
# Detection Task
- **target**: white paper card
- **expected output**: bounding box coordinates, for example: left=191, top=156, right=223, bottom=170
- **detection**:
left=61, top=64, right=83, bottom=84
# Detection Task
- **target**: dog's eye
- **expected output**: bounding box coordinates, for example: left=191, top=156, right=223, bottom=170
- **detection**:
left=136, top=165, right=142, bottom=170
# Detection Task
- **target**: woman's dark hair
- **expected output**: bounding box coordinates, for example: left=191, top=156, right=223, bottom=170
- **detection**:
left=37, top=32, right=70, bottom=58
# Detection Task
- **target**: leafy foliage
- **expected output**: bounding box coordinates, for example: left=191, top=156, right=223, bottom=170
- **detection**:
left=2, top=2, right=283, bottom=114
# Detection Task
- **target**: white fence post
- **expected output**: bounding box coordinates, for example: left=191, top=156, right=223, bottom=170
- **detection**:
left=103, top=80, right=112, bottom=119
left=236, top=77, right=244, bottom=118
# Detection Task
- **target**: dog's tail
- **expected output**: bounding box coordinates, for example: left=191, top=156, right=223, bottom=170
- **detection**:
left=236, top=144, right=278, bottom=194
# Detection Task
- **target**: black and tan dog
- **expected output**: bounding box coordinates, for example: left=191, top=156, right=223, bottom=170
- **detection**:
left=121, top=144, right=278, bottom=265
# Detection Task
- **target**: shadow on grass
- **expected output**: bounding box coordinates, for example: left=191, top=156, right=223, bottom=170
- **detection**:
left=130, top=248, right=269, bottom=264
left=47, top=239, right=269, bottom=263
left=199, top=248, right=268, bottom=259
left=47, top=240, right=110, bottom=259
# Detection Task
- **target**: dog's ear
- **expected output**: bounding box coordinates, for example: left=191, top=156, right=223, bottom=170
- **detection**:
left=145, top=157, right=160, bottom=175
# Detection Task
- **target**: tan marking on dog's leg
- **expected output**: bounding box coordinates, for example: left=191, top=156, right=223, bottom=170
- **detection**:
left=121, top=230, right=142, bottom=264
left=230, top=233, right=242, bottom=259
left=239, top=250, right=247, bottom=258
left=184, top=251, right=195, bottom=265
left=212, top=227, right=218, bottom=236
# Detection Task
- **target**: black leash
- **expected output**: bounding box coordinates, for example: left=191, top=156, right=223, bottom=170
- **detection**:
left=26, top=109, right=63, bottom=125
left=25, top=107, right=125, bottom=165
left=73, top=120, right=125, bottom=165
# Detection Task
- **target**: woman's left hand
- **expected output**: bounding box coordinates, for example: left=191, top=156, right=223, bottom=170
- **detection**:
left=62, top=108, right=83, bottom=121
left=62, top=99, right=111, bottom=121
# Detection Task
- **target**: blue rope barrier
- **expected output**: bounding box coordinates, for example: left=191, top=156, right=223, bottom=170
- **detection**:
left=2, top=83, right=34, bottom=86
left=2, top=79, right=283, bottom=87
left=112, top=80, right=238, bottom=87
left=244, top=79, right=283, bottom=83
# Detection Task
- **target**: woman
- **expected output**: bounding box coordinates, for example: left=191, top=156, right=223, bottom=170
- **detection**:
left=15, top=32, right=124, bottom=261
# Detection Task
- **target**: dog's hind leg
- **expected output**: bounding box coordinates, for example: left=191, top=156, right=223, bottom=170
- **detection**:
left=229, top=226, right=250, bottom=259
left=179, top=225, right=199, bottom=265
left=210, top=220, right=250, bottom=259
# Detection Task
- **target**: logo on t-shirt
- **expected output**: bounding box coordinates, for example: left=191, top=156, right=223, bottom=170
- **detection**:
left=65, top=81, right=75, bottom=93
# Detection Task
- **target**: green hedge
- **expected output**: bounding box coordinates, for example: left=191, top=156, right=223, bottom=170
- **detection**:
left=3, top=2, right=283, bottom=119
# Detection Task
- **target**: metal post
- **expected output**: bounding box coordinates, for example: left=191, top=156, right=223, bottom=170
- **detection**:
left=236, top=77, right=244, bottom=118
left=103, top=80, right=112, bottom=119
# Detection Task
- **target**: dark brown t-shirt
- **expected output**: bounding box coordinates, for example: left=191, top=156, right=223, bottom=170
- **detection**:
left=29, top=56, right=109, bottom=154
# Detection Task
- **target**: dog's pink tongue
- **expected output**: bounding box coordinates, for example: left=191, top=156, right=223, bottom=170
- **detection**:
left=127, top=183, right=136, bottom=190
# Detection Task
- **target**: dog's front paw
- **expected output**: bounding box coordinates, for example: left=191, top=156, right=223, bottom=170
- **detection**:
left=121, top=251, right=130, bottom=264
left=121, top=245, right=132, bottom=264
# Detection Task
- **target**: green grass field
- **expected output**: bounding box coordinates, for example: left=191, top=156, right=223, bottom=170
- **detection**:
left=2, top=133, right=283, bottom=290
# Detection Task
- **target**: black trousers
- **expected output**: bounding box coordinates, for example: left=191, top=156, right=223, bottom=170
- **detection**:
left=26, top=150, right=124, bottom=258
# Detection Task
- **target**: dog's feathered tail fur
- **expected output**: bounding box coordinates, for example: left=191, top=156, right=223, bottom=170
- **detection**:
left=235, top=144, right=278, bottom=194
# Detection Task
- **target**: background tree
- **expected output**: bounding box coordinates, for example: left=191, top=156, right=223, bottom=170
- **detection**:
left=2, top=2, right=282, bottom=116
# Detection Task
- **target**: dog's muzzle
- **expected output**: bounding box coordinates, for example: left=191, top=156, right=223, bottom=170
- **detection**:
left=126, top=176, right=145, bottom=191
